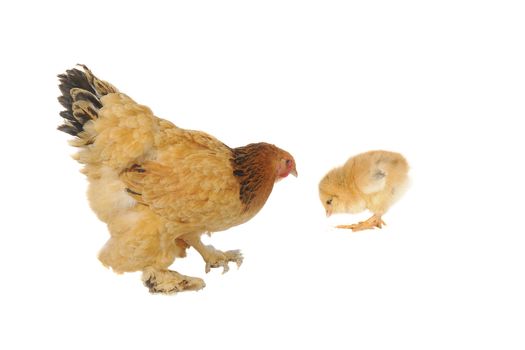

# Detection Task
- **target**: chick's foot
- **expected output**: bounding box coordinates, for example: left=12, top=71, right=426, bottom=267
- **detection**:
left=142, top=268, right=205, bottom=294
left=337, top=215, right=386, bottom=232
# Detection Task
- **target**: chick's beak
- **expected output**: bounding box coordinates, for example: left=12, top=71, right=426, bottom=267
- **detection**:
left=326, top=209, right=332, bottom=217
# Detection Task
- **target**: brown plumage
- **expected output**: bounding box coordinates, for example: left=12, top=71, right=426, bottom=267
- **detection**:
left=57, top=65, right=297, bottom=294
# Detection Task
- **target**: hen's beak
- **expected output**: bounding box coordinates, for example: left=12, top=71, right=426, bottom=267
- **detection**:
left=291, top=168, right=298, bottom=177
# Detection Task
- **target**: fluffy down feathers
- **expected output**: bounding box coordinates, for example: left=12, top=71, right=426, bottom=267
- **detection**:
left=319, top=150, right=409, bottom=231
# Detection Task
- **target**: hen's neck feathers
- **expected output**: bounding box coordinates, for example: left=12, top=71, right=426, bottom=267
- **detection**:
left=230, top=143, right=279, bottom=213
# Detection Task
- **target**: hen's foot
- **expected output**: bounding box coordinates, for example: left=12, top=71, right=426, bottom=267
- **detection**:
left=337, top=215, right=386, bottom=232
left=204, top=248, right=244, bottom=274
left=142, top=268, right=205, bottom=295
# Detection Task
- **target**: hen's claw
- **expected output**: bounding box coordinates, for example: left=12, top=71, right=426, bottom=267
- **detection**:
left=204, top=249, right=243, bottom=274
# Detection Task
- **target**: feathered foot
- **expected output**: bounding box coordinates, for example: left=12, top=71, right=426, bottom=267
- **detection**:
left=142, top=267, right=205, bottom=295
left=337, top=214, right=386, bottom=232
left=203, top=248, right=244, bottom=274
left=182, top=235, right=243, bottom=274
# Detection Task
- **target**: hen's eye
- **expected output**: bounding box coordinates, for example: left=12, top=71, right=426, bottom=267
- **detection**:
left=286, top=159, right=291, bottom=166
left=326, top=199, right=332, bottom=205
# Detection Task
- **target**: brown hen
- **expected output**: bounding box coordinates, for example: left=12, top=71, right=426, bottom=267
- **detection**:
left=57, top=65, right=297, bottom=294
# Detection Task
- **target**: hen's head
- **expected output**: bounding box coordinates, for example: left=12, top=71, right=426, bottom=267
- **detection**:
left=274, top=148, right=298, bottom=181
left=231, top=142, right=297, bottom=188
left=231, top=143, right=297, bottom=212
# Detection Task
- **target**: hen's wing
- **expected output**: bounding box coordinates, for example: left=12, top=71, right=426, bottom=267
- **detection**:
left=121, top=130, right=243, bottom=232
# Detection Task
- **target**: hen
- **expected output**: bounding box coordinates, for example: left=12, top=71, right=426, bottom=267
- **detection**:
left=319, top=150, right=408, bottom=231
left=57, top=65, right=297, bottom=294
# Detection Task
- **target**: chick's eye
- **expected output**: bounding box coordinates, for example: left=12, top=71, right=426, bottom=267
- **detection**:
left=326, top=199, right=332, bottom=205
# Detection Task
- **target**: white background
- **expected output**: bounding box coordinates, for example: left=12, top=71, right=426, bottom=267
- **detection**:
left=1, top=0, right=524, bottom=349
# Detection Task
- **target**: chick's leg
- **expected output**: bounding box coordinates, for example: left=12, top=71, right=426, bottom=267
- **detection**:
left=337, top=214, right=386, bottom=232
left=182, top=234, right=243, bottom=274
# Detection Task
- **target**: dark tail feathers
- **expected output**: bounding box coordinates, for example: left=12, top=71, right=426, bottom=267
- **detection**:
left=57, top=65, right=117, bottom=137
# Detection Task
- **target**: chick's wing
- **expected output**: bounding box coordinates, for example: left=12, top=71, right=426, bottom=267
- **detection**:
left=352, top=157, right=387, bottom=195
left=352, top=150, right=408, bottom=195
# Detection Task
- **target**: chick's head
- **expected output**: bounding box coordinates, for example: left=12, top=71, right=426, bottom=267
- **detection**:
left=319, top=171, right=345, bottom=217
left=319, top=169, right=364, bottom=217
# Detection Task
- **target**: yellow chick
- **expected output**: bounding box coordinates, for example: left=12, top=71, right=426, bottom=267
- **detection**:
left=319, top=150, right=409, bottom=231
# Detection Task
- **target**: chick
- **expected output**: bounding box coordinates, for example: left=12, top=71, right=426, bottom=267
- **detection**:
left=319, top=150, right=409, bottom=231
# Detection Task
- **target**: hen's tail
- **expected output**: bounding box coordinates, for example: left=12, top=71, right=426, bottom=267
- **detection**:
left=57, top=65, right=117, bottom=142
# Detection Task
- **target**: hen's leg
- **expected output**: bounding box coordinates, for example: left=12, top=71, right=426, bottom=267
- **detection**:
left=142, top=267, right=205, bottom=294
left=337, top=214, right=386, bottom=232
left=182, top=234, right=243, bottom=274
left=98, top=208, right=204, bottom=294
